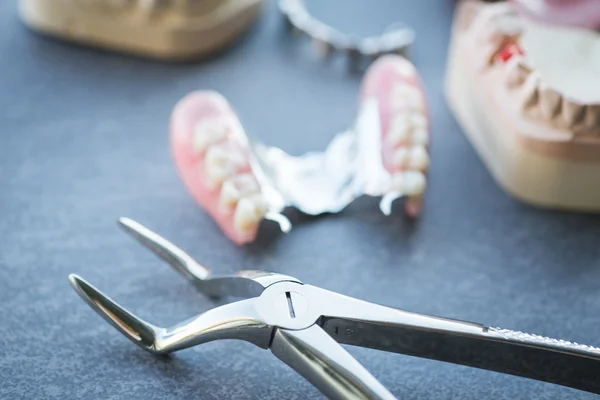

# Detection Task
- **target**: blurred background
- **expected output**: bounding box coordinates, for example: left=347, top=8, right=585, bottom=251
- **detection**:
left=1, top=1, right=600, bottom=399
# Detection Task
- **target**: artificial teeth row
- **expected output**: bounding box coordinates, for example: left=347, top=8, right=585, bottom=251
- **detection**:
left=193, top=118, right=269, bottom=235
left=500, top=49, right=599, bottom=133
left=387, top=83, right=429, bottom=197
left=476, top=4, right=600, bottom=135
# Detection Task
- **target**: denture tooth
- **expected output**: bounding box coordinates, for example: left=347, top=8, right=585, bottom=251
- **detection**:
left=562, top=100, right=586, bottom=128
left=391, top=84, right=424, bottom=111
left=505, top=58, right=531, bottom=89
left=392, top=147, right=409, bottom=169
left=391, top=171, right=427, bottom=196
left=193, top=119, right=227, bottom=154
left=409, top=113, right=428, bottom=130
left=387, top=114, right=411, bottom=147
left=219, top=179, right=241, bottom=211
left=205, top=144, right=229, bottom=168
left=233, top=196, right=268, bottom=234
left=388, top=112, right=430, bottom=148
left=539, top=87, right=562, bottom=119
left=205, top=164, right=236, bottom=188
left=204, top=144, right=247, bottom=187
left=407, top=146, right=429, bottom=171
left=208, top=143, right=247, bottom=169
left=410, top=128, right=429, bottom=146
left=245, top=193, right=269, bottom=216
left=232, top=173, right=260, bottom=194
left=393, top=61, right=416, bottom=78
left=219, top=174, right=260, bottom=211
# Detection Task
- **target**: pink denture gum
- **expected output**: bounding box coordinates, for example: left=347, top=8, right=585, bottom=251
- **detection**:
left=361, top=55, right=431, bottom=217
left=171, top=92, right=267, bottom=245
left=171, top=55, right=431, bottom=244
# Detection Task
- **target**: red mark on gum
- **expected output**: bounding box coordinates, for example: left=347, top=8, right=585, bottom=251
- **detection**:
left=498, top=43, right=524, bottom=63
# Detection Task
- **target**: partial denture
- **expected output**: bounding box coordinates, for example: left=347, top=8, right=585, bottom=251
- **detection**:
left=171, top=92, right=281, bottom=244
left=361, top=55, right=431, bottom=217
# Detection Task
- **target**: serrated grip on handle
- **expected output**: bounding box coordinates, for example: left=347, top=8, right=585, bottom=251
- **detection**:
left=321, top=316, right=600, bottom=394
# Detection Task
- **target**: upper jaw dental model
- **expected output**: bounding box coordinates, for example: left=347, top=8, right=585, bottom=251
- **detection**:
left=19, top=0, right=263, bottom=60
left=171, top=55, right=431, bottom=244
left=446, top=0, right=600, bottom=212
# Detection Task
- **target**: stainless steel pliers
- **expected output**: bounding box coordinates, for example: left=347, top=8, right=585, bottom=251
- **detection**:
left=69, top=218, right=600, bottom=399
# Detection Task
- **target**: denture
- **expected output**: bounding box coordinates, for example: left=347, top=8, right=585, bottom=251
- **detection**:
left=172, top=55, right=432, bottom=244
left=20, top=0, right=263, bottom=60
left=361, top=56, right=430, bottom=217
left=171, top=92, right=279, bottom=245
left=446, top=0, right=600, bottom=211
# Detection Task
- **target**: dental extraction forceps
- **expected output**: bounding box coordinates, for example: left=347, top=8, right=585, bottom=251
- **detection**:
left=69, top=219, right=600, bottom=399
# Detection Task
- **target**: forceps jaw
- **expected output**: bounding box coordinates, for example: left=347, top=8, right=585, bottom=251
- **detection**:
left=68, top=218, right=297, bottom=356
left=69, top=274, right=274, bottom=352
left=271, top=325, right=396, bottom=400
left=117, top=217, right=299, bottom=299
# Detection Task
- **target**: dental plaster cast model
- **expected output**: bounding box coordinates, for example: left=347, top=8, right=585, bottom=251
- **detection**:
left=171, top=55, right=431, bottom=244
left=19, top=0, right=263, bottom=60
left=446, top=0, right=600, bottom=212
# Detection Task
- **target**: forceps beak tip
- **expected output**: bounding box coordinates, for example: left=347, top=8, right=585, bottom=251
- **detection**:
left=117, top=216, right=138, bottom=233
left=68, top=273, right=90, bottom=297
left=68, top=273, right=160, bottom=350
left=67, top=273, right=109, bottom=311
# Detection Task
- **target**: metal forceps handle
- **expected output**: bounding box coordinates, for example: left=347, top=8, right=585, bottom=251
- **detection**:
left=318, top=292, right=600, bottom=395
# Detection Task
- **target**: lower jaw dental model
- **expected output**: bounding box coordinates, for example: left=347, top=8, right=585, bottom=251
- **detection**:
left=446, top=0, right=600, bottom=212
left=19, top=0, right=263, bottom=60
left=171, top=55, right=431, bottom=244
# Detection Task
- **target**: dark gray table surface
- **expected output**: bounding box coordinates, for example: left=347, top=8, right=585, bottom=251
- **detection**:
left=1, top=1, right=600, bottom=399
